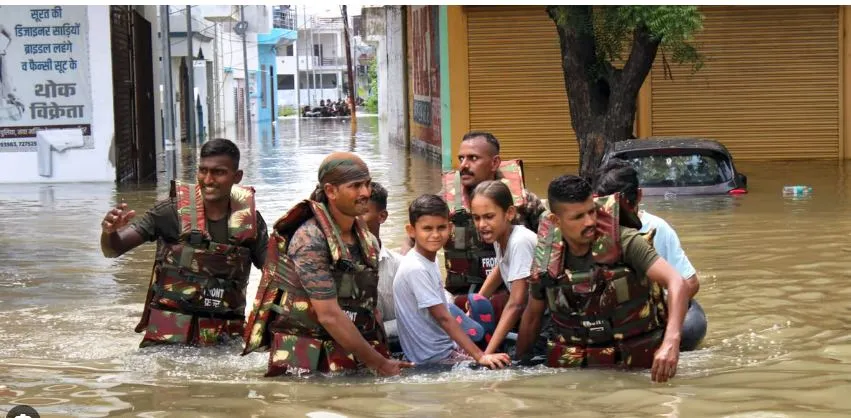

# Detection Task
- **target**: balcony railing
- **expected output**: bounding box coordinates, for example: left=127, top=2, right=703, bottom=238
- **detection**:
left=296, top=56, right=346, bottom=68
left=273, top=7, right=296, bottom=30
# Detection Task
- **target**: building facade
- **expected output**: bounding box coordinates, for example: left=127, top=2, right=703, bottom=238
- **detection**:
left=0, top=5, right=160, bottom=184
left=412, top=5, right=851, bottom=170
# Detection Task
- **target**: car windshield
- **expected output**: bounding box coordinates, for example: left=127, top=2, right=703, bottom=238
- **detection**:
left=623, top=152, right=730, bottom=187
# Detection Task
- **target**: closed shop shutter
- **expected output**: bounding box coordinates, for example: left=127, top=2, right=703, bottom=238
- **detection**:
left=467, top=6, right=579, bottom=165
left=650, top=6, right=840, bottom=160
left=111, top=6, right=137, bottom=183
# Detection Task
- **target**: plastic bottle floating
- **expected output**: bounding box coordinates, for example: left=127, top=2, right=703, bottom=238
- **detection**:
left=782, top=185, right=812, bottom=197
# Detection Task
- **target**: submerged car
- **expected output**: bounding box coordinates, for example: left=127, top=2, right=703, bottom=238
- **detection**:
left=601, top=137, right=748, bottom=196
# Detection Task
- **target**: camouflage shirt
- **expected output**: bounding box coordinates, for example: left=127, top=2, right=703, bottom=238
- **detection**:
left=286, top=217, right=365, bottom=301
left=130, top=198, right=269, bottom=268
left=529, top=226, right=660, bottom=300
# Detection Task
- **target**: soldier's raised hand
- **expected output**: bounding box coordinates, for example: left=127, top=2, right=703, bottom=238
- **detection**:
left=101, top=203, right=136, bottom=234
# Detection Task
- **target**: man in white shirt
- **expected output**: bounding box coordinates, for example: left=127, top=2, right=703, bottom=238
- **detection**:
left=594, top=158, right=705, bottom=350
left=594, top=159, right=700, bottom=296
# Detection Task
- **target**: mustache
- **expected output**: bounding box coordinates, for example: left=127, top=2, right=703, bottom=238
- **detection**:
left=460, top=169, right=474, bottom=177
left=582, top=226, right=595, bottom=236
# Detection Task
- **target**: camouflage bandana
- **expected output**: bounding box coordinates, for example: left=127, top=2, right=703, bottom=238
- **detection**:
left=317, top=153, right=370, bottom=186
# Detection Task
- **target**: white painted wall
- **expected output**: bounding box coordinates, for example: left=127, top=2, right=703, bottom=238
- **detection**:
left=278, top=56, right=297, bottom=74
left=0, top=6, right=115, bottom=184
left=219, top=25, right=260, bottom=128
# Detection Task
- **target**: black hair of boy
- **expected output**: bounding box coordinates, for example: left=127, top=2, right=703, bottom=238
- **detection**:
left=408, top=194, right=449, bottom=225
left=370, top=181, right=388, bottom=211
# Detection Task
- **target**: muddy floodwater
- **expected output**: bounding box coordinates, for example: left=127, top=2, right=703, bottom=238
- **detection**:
left=2, top=117, right=851, bottom=417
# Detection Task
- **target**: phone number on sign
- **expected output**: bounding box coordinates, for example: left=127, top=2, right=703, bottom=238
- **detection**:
left=0, top=139, right=38, bottom=148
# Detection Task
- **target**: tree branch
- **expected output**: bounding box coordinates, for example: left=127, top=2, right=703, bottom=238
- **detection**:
left=609, top=24, right=660, bottom=111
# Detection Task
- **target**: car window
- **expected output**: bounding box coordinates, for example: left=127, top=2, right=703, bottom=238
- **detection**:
left=625, top=153, right=729, bottom=187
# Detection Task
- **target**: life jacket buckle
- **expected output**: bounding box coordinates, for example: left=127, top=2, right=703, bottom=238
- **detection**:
left=188, top=230, right=206, bottom=247
left=583, top=318, right=613, bottom=342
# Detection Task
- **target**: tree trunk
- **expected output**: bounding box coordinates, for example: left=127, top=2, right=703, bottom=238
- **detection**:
left=341, top=6, right=357, bottom=132
left=547, top=6, right=661, bottom=178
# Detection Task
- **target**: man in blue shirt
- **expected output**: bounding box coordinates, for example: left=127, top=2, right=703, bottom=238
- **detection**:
left=594, top=158, right=705, bottom=350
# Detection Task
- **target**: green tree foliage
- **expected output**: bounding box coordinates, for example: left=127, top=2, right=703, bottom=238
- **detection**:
left=365, top=58, right=378, bottom=114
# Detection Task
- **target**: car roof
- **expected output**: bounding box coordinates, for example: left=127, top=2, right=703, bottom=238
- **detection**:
left=608, top=137, right=732, bottom=156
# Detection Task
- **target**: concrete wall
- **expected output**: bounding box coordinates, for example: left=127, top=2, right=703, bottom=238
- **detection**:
left=219, top=24, right=261, bottom=134
left=364, top=6, right=409, bottom=148
left=297, top=32, right=342, bottom=61
left=0, top=6, right=115, bottom=183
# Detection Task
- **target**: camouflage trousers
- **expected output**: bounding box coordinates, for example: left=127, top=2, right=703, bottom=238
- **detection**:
left=266, top=331, right=390, bottom=377
left=140, top=307, right=244, bottom=348
left=546, top=328, right=664, bottom=369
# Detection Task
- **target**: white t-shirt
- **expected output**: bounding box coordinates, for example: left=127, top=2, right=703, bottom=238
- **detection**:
left=376, top=246, right=403, bottom=322
left=493, top=225, right=538, bottom=291
left=392, top=249, right=455, bottom=364
left=638, top=210, right=696, bottom=279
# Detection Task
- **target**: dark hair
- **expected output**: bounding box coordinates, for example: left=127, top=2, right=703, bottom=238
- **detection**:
left=200, top=138, right=240, bottom=169
left=547, top=175, right=592, bottom=212
left=471, top=180, right=514, bottom=212
left=408, top=194, right=449, bottom=225
left=370, top=181, right=388, bottom=211
left=461, top=131, right=500, bottom=155
left=593, top=158, right=639, bottom=206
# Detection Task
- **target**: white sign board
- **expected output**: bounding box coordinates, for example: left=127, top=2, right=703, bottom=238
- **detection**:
left=0, top=6, right=93, bottom=152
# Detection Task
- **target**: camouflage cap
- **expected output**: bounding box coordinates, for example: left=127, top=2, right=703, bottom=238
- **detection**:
left=317, top=152, right=370, bottom=186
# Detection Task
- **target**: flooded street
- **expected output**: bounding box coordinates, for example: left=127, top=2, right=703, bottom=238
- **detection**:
left=2, top=117, right=851, bottom=417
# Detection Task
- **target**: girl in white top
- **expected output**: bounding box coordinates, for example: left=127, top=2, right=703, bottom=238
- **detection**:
left=470, top=180, right=538, bottom=355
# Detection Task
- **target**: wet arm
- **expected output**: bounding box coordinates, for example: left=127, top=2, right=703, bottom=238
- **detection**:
left=291, top=224, right=389, bottom=369
left=428, top=303, right=484, bottom=362
left=648, top=259, right=688, bottom=346
left=101, top=200, right=172, bottom=258
left=311, top=298, right=390, bottom=369
left=477, top=265, right=502, bottom=299
left=514, top=292, right=545, bottom=359
left=484, top=279, right=528, bottom=354
left=100, top=227, right=145, bottom=258
left=684, top=273, right=700, bottom=299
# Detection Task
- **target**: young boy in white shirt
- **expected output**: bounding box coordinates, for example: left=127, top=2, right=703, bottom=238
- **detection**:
left=392, top=194, right=511, bottom=368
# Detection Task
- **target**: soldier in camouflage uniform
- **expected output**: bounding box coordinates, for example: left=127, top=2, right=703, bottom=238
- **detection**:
left=437, top=131, right=548, bottom=310
left=514, top=175, right=689, bottom=383
left=242, top=152, right=414, bottom=377
left=593, top=158, right=706, bottom=351
left=100, top=138, right=268, bottom=347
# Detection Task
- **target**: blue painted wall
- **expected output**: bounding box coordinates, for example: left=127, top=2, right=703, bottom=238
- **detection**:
left=256, top=28, right=297, bottom=125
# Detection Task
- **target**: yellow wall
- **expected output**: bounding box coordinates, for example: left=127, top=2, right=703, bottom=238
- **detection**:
left=446, top=6, right=469, bottom=169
